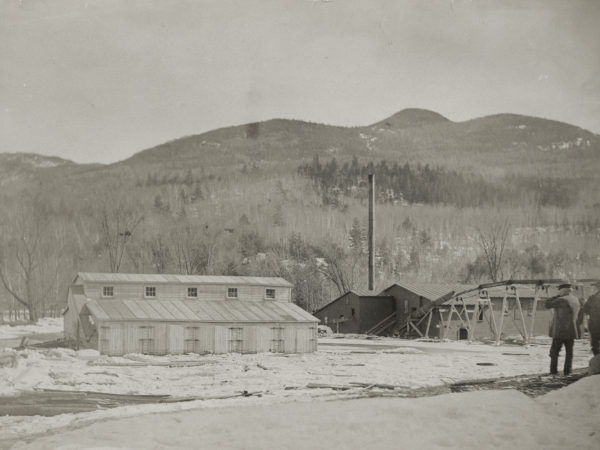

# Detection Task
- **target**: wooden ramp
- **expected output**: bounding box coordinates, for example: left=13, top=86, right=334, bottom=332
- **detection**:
left=366, top=312, right=397, bottom=335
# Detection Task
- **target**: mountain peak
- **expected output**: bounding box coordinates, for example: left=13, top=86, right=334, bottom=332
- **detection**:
left=0, top=152, right=74, bottom=169
left=371, top=108, right=451, bottom=129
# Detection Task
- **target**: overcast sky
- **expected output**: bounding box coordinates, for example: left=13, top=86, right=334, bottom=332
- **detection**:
left=1, top=0, right=599, bottom=164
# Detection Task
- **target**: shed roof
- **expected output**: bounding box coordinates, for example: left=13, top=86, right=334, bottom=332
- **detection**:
left=75, top=272, right=293, bottom=288
left=312, top=289, right=394, bottom=315
left=349, top=288, right=387, bottom=297
left=83, top=298, right=317, bottom=323
left=385, top=281, right=476, bottom=302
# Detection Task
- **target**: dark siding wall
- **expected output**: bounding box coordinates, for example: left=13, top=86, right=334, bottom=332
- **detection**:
left=313, top=293, right=361, bottom=333
left=358, top=297, right=396, bottom=333
left=383, top=285, right=430, bottom=330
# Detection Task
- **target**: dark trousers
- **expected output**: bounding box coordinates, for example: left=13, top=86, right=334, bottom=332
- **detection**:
left=591, top=331, right=600, bottom=356
left=550, top=338, right=574, bottom=375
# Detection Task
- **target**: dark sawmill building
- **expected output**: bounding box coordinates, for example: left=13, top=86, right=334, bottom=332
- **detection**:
left=314, top=280, right=588, bottom=342
left=312, top=289, right=395, bottom=334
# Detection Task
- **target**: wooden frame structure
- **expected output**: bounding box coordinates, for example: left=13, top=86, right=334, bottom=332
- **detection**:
left=418, top=279, right=598, bottom=344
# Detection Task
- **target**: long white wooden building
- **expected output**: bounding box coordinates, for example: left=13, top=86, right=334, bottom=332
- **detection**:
left=64, top=273, right=318, bottom=356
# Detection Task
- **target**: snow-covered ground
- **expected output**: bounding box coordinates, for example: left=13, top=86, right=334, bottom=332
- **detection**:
left=0, top=318, right=63, bottom=340
left=6, top=375, right=600, bottom=450
left=1, top=319, right=597, bottom=449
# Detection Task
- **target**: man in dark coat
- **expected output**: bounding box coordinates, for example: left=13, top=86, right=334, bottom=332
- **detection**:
left=583, top=280, right=600, bottom=356
left=545, top=283, right=582, bottom=375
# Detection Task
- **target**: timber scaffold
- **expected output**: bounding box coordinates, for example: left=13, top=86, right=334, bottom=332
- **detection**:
left=402, top=279, right=598, bottom=344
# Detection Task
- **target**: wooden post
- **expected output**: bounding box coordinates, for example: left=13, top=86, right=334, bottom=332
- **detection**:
left=469, top=301, right=479, bottom=342
left=514, top=289, right=528, bottom=343
left=444, top=306, right=455, bottom=339
left=496, top=292, right=508, bottom=345
left=425, top=311, right=433, bottom=338
left=461, top=297, right=472, bottom=331
left=368, top=174, right=375, bottom=291
left=529, top=286, right=540, bottom=341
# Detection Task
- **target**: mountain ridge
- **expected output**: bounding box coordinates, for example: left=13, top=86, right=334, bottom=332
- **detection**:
left=1, top=109, right=599, bottom=181
left=114, top=108, right=599, bottom=175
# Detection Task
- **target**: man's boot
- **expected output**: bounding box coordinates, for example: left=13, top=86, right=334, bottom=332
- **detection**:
left=564, top=358, right=572, bottom=376
left=550, top=357, right=558, bottom=375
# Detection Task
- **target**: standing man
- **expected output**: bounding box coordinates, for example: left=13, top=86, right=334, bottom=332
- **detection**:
left=583, top=280, right=600, bottom=356
left=546, top=283, right=582, bottom=375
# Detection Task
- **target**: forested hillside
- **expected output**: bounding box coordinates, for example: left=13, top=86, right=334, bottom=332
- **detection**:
left=1, top=109, right=599, bottom=320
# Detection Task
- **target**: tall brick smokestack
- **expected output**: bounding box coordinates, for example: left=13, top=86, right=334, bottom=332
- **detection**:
left=368, top=174, right=374, bottom=291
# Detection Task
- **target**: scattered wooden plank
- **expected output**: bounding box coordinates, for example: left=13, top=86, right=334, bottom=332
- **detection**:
left=306, top=383, right=353, bottom=391
left=35, top=388, right=170, bottom=401
left=348, top=382, right=397, bottom=390
left=84, top=371, right=119, bottom=377
left=162, top=390, right=263, bottom=403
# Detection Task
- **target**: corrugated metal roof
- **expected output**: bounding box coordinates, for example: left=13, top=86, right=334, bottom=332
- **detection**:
left=84, top=298, right=317, bottom=323
left=349, top=288, right=389, bottom=297
left=76, top=272, right=293, bottom=288
left=312, top=289, right=394, bottom=315
left=386, top=281, right=476, bottom=301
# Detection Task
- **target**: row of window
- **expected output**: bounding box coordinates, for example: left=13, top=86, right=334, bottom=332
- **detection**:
left=101, top=286, right=277, bottom=299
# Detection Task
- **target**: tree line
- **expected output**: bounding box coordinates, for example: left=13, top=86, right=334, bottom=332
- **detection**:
left=1, top=157, right=598, bottom=322
left=298, top=156, right=585, bottom=208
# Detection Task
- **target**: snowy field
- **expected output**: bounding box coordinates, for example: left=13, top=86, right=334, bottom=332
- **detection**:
left=0, top=318, right=63, bottom=340
left=1, top=319, right=598, bottom=449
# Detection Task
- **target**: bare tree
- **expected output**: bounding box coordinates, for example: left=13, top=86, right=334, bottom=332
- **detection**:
left=475, top=221, right=511, bottom=282
left=96, top=201, right=144, bottom=273
left=0, top=197, right=65, bottom=322
left=150, top=234, right=172, bottom=273
left=316, top=242, right=361, bottom=295
left=170, top=221, right=218, bottom=274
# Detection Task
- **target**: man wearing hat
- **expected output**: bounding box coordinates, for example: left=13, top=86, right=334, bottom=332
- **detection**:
left=583, top=280, right=600, bottom=356
left=545, top=283, right=582, bottom=375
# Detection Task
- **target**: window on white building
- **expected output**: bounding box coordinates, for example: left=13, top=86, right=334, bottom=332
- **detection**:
left=102, top=286, right=114, bottom=297
left=145, top=286, right=156, bottom=298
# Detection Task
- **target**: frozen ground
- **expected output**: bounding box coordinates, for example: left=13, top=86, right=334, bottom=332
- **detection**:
left=7, top=375, right=600, bottom=450
left=1, top=319, right=597, bottom=449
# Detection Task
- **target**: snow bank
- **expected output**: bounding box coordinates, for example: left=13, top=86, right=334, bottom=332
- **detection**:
left=7, top=377, right=600, bottom=450
left=537, top=374, right=600, bottom=430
